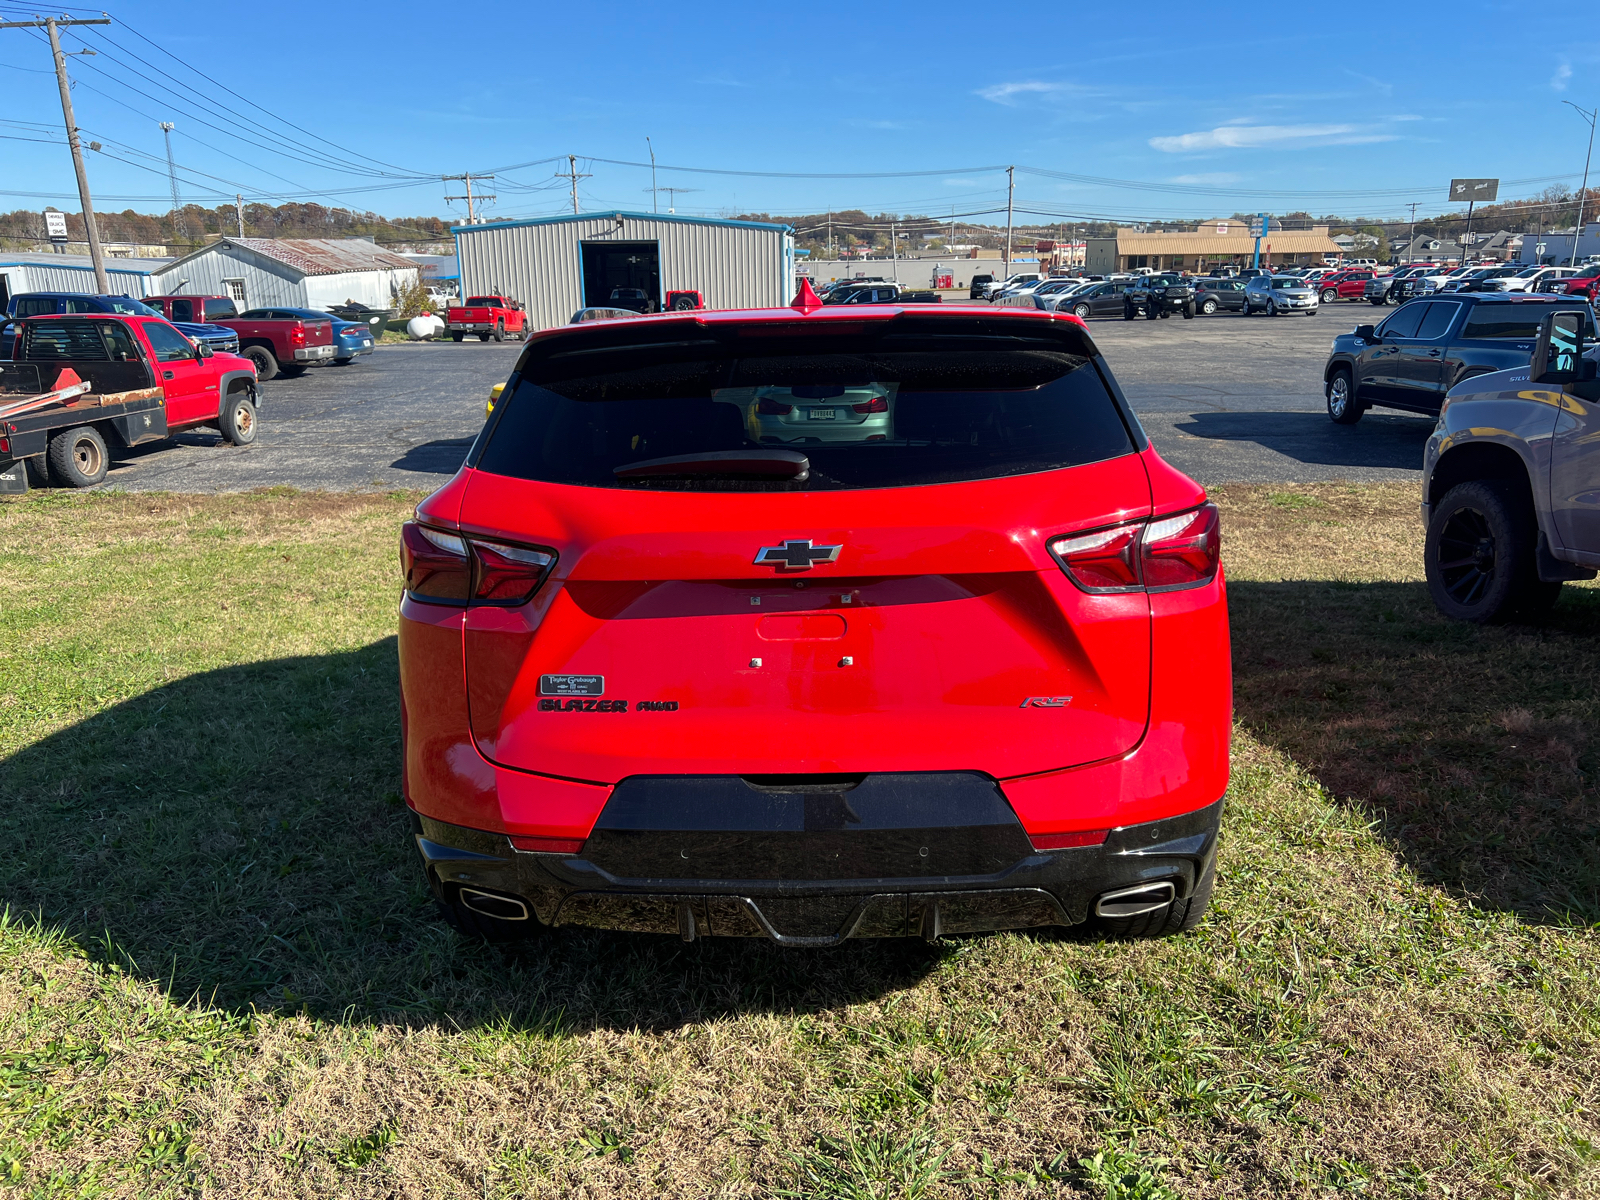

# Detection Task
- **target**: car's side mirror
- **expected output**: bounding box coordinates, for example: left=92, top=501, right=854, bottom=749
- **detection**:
left=196, top=342, right=213, bottom=359
left=1532, top=310, right=1585, bottom=384
left=1354, top=324, right=1377, bottom=342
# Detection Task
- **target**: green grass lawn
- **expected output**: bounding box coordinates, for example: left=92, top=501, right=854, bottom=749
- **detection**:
left=0, top=486, right=1596, bottom=1199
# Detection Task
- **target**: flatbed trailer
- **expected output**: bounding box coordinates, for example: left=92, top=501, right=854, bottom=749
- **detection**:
left=0, top=360, right=169, bottom=493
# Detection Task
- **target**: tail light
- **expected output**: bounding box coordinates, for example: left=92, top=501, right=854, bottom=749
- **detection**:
left=400, top=522, right=557, bottom=606
left=756, top=397, right=792, bottom=415
left=851, top=395, right=889, bottom=414
left=290, top=325, right=305, bottom=346
left=1048, top=503, right=1220, bottom=594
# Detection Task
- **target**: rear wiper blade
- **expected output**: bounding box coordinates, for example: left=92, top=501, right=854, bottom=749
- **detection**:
left=613, top=449, right=810, bottom=481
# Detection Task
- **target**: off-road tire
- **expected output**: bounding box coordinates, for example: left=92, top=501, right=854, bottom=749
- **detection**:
left=477, top=332, right=492, bottom=342
left=1146, top=306, right=1159, bottom=320
left=1370, top=297, right=1386, bottom=305
left=242, top=345, right=278, bottom=381
left=277, top=365, right=307, bottom=378
left=24, top=455, right=50, bottom=489
left=1201, top=298, right=1218, bottom=314
left=492, top=322, right=504, bottom=343
left=450, top=332, right=464, bottom=342
left=1093, top=859, right=1215, bottom=939
left=219, top=388, right=258, bottom=446
left=1426, top=480, right=1560, bottom=624
left=47, top=424, right=108, bottom=488
left=1326, top=368, right=1362, bottom=424
left=1073, top=302, right=1091, bottom=318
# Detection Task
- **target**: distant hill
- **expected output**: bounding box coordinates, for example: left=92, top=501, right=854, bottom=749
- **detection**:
left=0, top=202, right=451, bottom=253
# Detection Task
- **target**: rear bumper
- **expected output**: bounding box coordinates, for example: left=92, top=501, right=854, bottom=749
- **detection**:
left=412, top=788, right=1222, bottom=946
left=293, top=345, right=336, bottom=361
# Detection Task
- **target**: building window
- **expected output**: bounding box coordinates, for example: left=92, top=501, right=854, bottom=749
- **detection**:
left=224, top=279, right=247, bottom=304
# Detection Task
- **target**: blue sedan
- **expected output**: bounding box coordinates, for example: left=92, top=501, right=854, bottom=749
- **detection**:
left=285, top=308, right=374, bottom=364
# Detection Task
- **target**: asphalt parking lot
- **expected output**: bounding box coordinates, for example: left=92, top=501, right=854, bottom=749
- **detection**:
left=91, top=303, right=1432, bottom=493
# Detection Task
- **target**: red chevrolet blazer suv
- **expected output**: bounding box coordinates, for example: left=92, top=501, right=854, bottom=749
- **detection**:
left=398, top=294, right=1231, bottom=946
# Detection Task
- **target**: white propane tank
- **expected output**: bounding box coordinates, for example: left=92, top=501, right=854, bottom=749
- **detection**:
left=407, top=314, right=445, bottom=340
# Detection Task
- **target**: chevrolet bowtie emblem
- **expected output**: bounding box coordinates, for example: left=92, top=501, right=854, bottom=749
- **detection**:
left=754, top=539, right=842, bottom=570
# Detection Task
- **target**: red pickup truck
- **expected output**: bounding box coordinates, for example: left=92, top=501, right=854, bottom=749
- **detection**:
left=0, top=312, right=258, bottom=488
left=143, top=296, right=333, bottom=380
left=446, top=295, right=528, bottom=342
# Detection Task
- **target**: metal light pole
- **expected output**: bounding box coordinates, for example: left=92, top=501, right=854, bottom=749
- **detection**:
left=159, top=122, right=186, bottom=248
left=2, top=15, right=113, bottom=293
left=1563, top=101, right=1596, bottom=268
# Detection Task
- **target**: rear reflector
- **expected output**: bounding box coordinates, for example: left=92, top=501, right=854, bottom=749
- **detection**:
left=1029, top=829, right=1110, bottom=850
left=509, top=835, right=586, bottom=854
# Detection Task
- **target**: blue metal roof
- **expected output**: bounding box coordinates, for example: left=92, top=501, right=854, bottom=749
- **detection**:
left=450, top=210, right=793, bottom=236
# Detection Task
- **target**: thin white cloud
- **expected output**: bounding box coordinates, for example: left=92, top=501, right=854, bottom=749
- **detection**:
left=1343, top=68, right=1393, bottom=96
left=1171, top=172, right=1241, bottom=185
left=1552, top=61, right=1572, bottom=91
left=975, top=80, right=1078, bottom=105
left=1149, top=123, right=1397, bottom=152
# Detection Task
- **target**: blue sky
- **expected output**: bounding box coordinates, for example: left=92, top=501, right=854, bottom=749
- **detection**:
left=1, top=0, right=1595, bottom=229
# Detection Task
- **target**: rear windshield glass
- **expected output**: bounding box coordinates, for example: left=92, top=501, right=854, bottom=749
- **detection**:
left=21, top=319, right=111, bottom=360
left=477, top=324, right=1136, bottom=492
left=1462, top=305, right=1598, bottom=340
left=464, top=297, right=502, bottom=307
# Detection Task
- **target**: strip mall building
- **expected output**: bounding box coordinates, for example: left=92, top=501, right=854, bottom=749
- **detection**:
left=1085, top=220, right=1343, bottom=273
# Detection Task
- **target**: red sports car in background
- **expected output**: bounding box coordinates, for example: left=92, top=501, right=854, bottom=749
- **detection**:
left=398, top=293, right=1231, bottom=946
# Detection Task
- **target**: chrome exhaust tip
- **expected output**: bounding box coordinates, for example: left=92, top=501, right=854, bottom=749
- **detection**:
left=1093, top=881, right=1175, bottom=919
left=459, top=888, right=530, bottom=922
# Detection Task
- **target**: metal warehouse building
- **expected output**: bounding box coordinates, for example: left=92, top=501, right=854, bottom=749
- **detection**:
left=152, top=238, right=421, bottom=311
left=0, top=253, right=167, bottom=307
left=453, top=211, right=795, bottom=331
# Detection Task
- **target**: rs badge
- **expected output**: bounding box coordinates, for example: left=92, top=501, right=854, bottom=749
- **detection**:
left=1020, top=696, right=1073, bottom=708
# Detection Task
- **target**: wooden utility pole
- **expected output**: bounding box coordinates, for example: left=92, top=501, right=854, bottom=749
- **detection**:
left=443, top=172, right=496, bottom=223
left=2, top=15, right=112, bottom=292
left=1004, top=166, right=1015, bottom=266
left=564, top=155, right=591, bottom=215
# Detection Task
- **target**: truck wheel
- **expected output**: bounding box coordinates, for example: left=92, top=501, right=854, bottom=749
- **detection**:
left=477, top=332, right=491, bottom=342
left=1369, top=297, right=1386, bottom=305
left=1146, top=306, right=1160, bottom=320
left=1182, top=304, right=1195, bottom=319
left=450, top=332, right=464, bottom=343
left=1123, top=305, right=1136, bottom=320
left=47, top=425, right=108, bottom=488
left=1326, top=369, right=1362, bottom=424
left=1426, top=480, right=1558, bottom=624
left=219, top=388, right=258, bottom=446
left=277, top=365, right=306, bottom=378
left=242, top=345, right=278, bottom=381
left=24, top=456, right=50, bottom=489
left=492, top=322, right=504, bottom=343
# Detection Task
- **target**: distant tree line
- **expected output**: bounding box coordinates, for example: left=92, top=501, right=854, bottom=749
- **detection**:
left=0, top=202, right=452, bottom=252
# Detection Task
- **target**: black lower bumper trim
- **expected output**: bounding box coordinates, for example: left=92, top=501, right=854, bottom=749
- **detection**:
left=413, top=791, right=1223, bottom=944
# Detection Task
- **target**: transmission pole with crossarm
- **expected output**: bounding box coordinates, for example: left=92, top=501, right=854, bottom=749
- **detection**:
left=1, top=15, right=113, bottom=292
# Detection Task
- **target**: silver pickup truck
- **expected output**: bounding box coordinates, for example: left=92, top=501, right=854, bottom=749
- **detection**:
left=1422, top=308, right=1600, bottom=622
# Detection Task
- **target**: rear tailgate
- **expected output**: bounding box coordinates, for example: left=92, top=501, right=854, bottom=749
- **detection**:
left=450, top=307, right=494, bottom=325
left=458, top=464, right=1152, bottom=783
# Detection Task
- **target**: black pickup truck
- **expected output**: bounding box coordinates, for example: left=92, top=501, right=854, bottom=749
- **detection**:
left=1123, top=274, right=1196, bottom=320
left=1321, top=293, right=1598, bottom=424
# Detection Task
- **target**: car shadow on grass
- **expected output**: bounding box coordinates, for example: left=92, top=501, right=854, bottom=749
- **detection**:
left=1173, top=410, right=1433, bottom=472
left=1228, top=579, right=1600, bottom=925
left=0, top=638, right=938, bottom=1030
